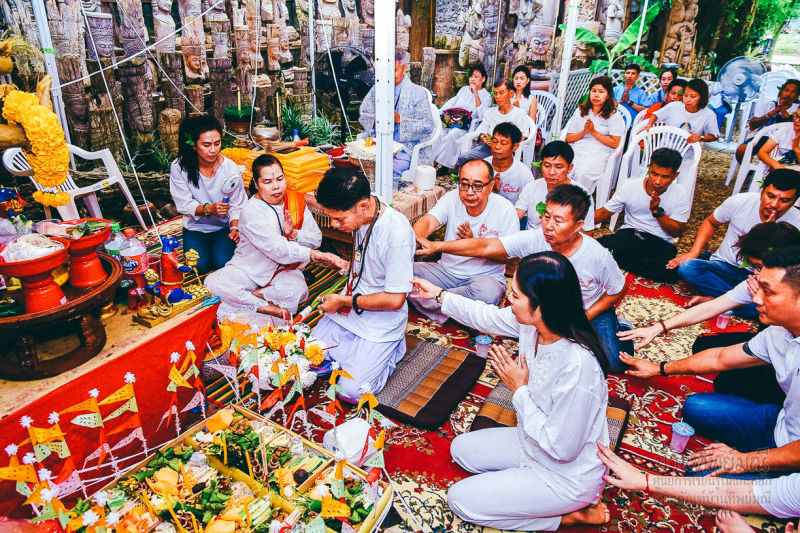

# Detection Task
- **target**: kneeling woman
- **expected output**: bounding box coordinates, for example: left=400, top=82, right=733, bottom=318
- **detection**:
left=206, top=154, right=343, bottom=320
left=412, top=252, right=611, bottom=531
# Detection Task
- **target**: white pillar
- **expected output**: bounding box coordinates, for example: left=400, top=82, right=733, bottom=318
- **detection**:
left=634, top=0, right=650, bottom=57
left=373, top=0, right=396, bottom=202
left=30, top=0, right=72, bottom=150
left=553, top=0, right=581, bottom=136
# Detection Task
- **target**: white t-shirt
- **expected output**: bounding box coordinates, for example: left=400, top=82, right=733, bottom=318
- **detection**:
left=427, top=190, right=519, bottom=282
left=565, top=108, right=626, bottom=156
left=711, top=192, right=800, bottom=265
left=754, top=473, right=800, bottom=519
left=653, top=101, right=720, bottom=137
left=771, top=122, right=799, bottom=159
left=485, top=157, right=534, bottom=206
left=724, top=279, right=753, bottom=306
left=169, top=157, right=247, bottom=232
left=511, top=93, right=532, bottom=114
left=516, top=179, right=595, bottom=231
left=499, top=229, right=626, bottom=308
left=742, top=326, right=800, bottom=447
left=476, top=106, right=529, bottom=137
left=329, top=205, right=415, bottom=343
left=752, top=99, right=800, bottom=120
left=603, top=177, right=691, bottom=243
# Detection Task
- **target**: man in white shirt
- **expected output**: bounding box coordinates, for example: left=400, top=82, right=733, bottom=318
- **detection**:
left=313, top=167, right=416, bottom=401
left=623, top=246, right=800, bottom=480
left=484, top=122, right=533, bottom=206
left=515, top=140, right=595, bottom=231
left=595, top=148, right=690, bottom=283
left=410, top=159, right=519, bottom=323
left=669, top=169, right=800, bottom=318
left=735, top=79, right=800, bottom=164
left=417, top=184, right=631, bottom=372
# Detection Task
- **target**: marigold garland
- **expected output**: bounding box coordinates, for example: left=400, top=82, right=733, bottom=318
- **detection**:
left=2, top=90, right=70, bottom=206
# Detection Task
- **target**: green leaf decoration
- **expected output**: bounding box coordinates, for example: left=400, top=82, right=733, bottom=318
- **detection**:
left=623, top=54, right=661, bottom=74
left=589, top=59, right=610, bottom=74
left=610, top=3, right=662, bottom=56
left=535, top=202, right=547, bottom=216
left=559, top=24, right=609, bottom=55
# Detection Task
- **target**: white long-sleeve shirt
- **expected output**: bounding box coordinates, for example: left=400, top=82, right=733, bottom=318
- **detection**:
left=441, top=292, right=609, bottom=502
left=169, top=156, right=247, bottom=233
left=227, top=196, right=321, bottom=286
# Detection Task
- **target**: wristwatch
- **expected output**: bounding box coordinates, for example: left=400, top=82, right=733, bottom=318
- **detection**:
left=659, top=361, right=668, bottom=376
left=434, top=289, right=446, bottom=304
left=652, top=207, right=665, bottom=218
left=204, top=203, right=212, bottom=216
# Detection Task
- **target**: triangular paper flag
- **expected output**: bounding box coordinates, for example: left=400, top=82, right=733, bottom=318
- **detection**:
left=362, top=449, right=385, bottom=469
left=340, top=523, right=358, bottom=533
left=103, top=397, right=138, bottom=421
left=373, top=430, right=385, bottom=450
left=31, top=501, right=56, bottom=522
left=283, top=379, right=303, bottom=405
left=106, top=413, right=143, bottom=437
left=23, top=481, right=47, bottom=505
left=33, top=443, right=52, bottom=462
left=334, top=460, right=345, bottom=479
left=320, top=497, right=350, bottom=518
left=0, top=464, right=38, bottom=483
left=259, top=386, right=283, bottom=410
left=111, top=427, right=145, bottom=451
left=98, top=384, right=135, bottom=405
left=168, top=366, right=193, bottom=388
left=204, top=362, right=238, bottom=380
left=71, top=412, right=104, bottom=428
left=364, top=480, right=380, bottom=505
left=330, top=475, right=346, bottom=499
left=45, top=440, right=70, bottom=459
left=16, top=481, right=32, bottom=497
left=329, top=369, right=354, bottom=385
left=356, top=392, right=378, bottom=413
left=279, top=364, right=300, bottom=387
left=28, top=425, right=66, bottom=445
left=60, top=397, right=99, bottom=415
left=264, top=400, right=284, bottom=422
left=57, top=510, right=71, bottom=529
left=309, top=407, right=336, bottom=425
left=305, top=516, right=326, bottom=533
left=325, top=383, right=342, bottom=400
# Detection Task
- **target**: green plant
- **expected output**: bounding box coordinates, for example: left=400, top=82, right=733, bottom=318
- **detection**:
left=559, top=2, right=663, bottom=75
left=130, top=133, right=172, bottom=174
left=310, top=115, right=341, bottom=145
left=280, top=101, right=312, bottom=141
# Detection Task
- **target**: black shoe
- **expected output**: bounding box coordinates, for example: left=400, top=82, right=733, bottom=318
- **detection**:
left=436, top=165, right=451, bottom=177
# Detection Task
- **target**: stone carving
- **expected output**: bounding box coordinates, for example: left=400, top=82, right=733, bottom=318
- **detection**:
left=185, top=84, right=206, bottom=114
left=529, top=24, right=553, bottom=63
left=118, top=0, right=149, bottom=58
left=604, top=0, right=623, bottom=44
left=512, top=0, right=539, bottom=44
left=397, top=8, right=411, bottom=50
left=234, top=25, right=252, bottom=66
left=420, top=46, right=435, bottom=90
left=574, top=21, right=600, bottom=63
left=661, top=0, right=698, bottom=71
left=178, top=0, right=209, bottom=81
left=159, top=108, right=183, bottom=157
left=435, top=0, right=469, bottom=37
left=81, top=0, right=99, bottom=12
left=266, top=25, right=280, bottom=70
left=208, top=57, right=234, bottom=121
left=360, top=24, right=374, bottom=54
left=359, top=0, right=374, bottom=25
left=210, top=15, right=232, bottom=58
left=578, top=0, right=597, bottom=22
left=85, top=12, right=114, bottom=61
left=318, top=0, right=341, bottom=19
left=153, top=0, right=177, bottom=55
left=244, top=0, right=264, bottom=67
left=342, top=0, right=358, bottom=20
left=261, top=0, right=274, bottom=22
left=457, top=0, right=483, bottom=67
left=278, top=25, right=293, bottom=64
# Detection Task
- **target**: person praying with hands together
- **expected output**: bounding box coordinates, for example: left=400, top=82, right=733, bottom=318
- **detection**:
left=412, top=252, right=611, bottom=531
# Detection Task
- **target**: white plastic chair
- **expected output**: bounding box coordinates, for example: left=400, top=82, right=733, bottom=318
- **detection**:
left=401, top=99, right=443, bottom=183
left=2, top=145, right=147, bottom=228
left=531, top=90, right=558, bottom=142
left=513, top=115, right=537, bottom=168
left=731, top=123, right=787, bottom=195
left=610, top=126, right=702, bottom=229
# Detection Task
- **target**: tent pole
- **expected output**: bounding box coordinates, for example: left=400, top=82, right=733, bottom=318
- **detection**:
left=553, top=0, right=581, bottom=136
left=373, top=0, right=396, bottom=203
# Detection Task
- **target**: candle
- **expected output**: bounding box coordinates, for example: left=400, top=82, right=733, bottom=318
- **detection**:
left=237, top=90, right=241, bottom=113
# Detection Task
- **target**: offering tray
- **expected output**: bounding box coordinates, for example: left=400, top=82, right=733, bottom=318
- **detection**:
left=0, top=252, right=122, bottom=380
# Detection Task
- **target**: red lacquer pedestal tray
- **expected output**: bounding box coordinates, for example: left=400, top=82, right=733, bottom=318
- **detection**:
left=63, top=218, right=112, bottom=288
left=0, top=252, right=123, bottom=380
left=0, top=237, right=71, bottom=314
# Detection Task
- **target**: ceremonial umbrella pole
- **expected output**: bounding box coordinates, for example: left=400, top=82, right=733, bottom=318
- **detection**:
left=552, top=0, right=581, bottom=136
left=30, top=0, right=73, bottom=159
left=373, top=0, right=396, bottom=203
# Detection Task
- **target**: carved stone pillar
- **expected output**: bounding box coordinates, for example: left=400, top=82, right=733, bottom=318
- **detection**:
left=208, top=57, right=234, bottom=122
left=210, top=15, right=232, bottom=59
left=153, top=0, right=177, bottom=54
left=178, top=0, right=209, bottom=81
left=161, top=52, right=187, bottom=117
left=119, top=58, right=155, bottom=134
left=89, top=101, right=123, bottom=157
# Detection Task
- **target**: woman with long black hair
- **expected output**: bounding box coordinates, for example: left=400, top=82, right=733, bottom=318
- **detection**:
left=169, top=114, right=246, bottom=273
left=412, top=252, right=611, bottom=530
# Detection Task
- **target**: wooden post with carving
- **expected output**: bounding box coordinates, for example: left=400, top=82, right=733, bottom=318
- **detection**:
left=56, top=56, right=90, bottom=150
left=161, top=52, right=187, bottom=118
left=119, top=58, right=155, bottom=134
left=185, top=84, right=207, bottom=115
left=208, top=57, right=234, bottom=122
left=158, top=108, right=183, bottom=157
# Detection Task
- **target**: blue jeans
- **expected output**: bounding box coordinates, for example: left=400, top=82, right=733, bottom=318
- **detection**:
left=182, top=227, right=236, bottom=274
left=457, top=143, right=491, bottom=166
left=677, top=256, right=756, bottom=318
left=591, top=309, right=633, bottom=374
left=682, top=392, right=783, bottom=480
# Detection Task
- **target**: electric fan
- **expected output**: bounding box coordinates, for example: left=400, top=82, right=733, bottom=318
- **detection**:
left=716, top=56, right=766, bottom=142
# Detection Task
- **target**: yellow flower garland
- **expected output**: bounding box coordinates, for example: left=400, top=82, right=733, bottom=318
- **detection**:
left=2, top=89, right=70, bottom=206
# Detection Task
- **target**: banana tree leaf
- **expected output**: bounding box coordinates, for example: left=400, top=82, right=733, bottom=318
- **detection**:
left=623, top=54, right=660, bottom=74
left=558, top=24, right=609, bottom=56
left=610, top=3, right=662, bottom=56
left=590, top=59, right=610, bottom=74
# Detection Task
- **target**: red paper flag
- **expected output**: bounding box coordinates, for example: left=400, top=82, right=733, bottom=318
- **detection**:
left=259, top=386, right=283, bottom=410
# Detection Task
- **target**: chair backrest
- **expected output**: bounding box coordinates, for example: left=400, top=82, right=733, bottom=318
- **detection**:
left=2, top=147, right=34, bottom=177
left=609, top=70, right=660, bottom=95
left=617, top=106, right=633, bottom=130
left=631, top=108, right=649, bottom=134
left=549, top=68, right=593, bottom=127
left=733, top=122, right=787, bottom=194
left=531, top=90, right=558, bottom=141
left=759, top=71, right=796, bottom=104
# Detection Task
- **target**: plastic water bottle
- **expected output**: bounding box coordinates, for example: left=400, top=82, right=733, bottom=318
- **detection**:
left=119, top=228, right=149, bottom=276
left=292, top=129, right=301, bottom=143
left=104, top=223, right=125, bottom=262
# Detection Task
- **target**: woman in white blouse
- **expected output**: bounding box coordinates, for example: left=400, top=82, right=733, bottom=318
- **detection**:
left=205, top=154, right=345, bottom=321
left=434, top=64, right=492, bottom=171
left=169, top=115, right=247, bottom=273
left=511, top=65, right=538, bottom=122
left=412, top=252, right=611, bottom=531
left=565, top=76, right=625, bottom=190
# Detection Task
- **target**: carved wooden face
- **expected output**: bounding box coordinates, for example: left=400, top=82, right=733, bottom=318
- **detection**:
left=185, top=51, right=202, bottom=73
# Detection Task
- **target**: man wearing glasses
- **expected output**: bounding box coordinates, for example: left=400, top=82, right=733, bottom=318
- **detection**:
left=410, top=159, right=519, bottom=323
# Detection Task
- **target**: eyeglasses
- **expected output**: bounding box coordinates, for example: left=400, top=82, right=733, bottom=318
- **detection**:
left=458, top=178, right=493, bottom=192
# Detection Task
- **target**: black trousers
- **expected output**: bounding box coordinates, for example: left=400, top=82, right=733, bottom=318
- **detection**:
left=597, top=228, right=679, bottom=283
left=692, top=331, right=785, bottom=405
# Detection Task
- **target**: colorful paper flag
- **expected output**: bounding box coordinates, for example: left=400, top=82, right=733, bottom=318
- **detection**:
left=362, top=449, right=385, bottom=469
left=103, top=397, right=138, bottom=422
left=320, top=497, right=350, bottom=518
left=283, top=379, right=303, bottom=405
left=329, top=369, right=354, bottom=385
left=181, top=390, right=205, bottom=413
left=305, top=516, right=326, bottom=533
left=110, top=427, right=145, bottom=451
left=168, top=366, right=193, bottom=389
left=356, top=392, right=378, bottom=413
left=28, top=425, right=66, bottom=445
left=71, top=413, right=104, bottom=428
left=98, top=384, right=135, bottom=405
left=0, top=463, right=37, bottom=483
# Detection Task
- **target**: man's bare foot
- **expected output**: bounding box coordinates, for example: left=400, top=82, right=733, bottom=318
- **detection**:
left=257, top=303, right=289, bottom=320
left=686, top=295, right=713, bottom=307
left=561, top=502, right=610, bottom=526
left=715, top=510, right=755, bottom=533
